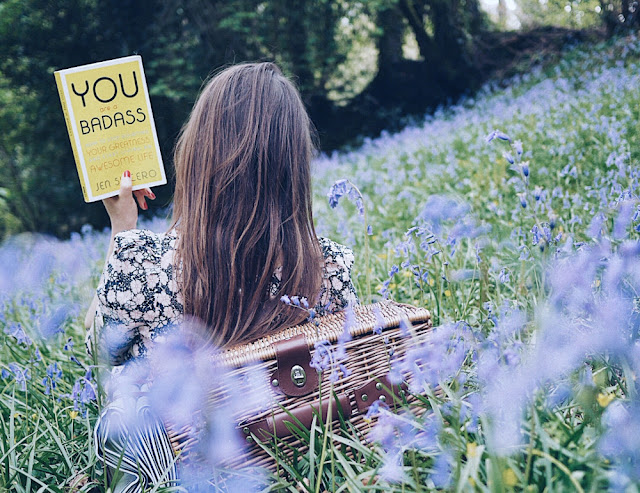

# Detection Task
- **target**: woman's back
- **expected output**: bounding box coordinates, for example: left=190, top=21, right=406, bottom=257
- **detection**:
left=94, top=228, right=358, bottom=365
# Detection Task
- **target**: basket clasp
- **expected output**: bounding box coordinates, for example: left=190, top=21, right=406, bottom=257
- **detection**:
left=271, top=334, right=319, bottom=397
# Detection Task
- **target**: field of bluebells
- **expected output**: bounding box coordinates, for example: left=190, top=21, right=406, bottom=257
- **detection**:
left=2, top=31, right=640, bottom=491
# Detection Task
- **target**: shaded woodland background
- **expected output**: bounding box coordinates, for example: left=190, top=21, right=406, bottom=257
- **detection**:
left=0, top=0, right=637, bottom=237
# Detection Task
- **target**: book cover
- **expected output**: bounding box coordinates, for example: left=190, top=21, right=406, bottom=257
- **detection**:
left=54, top=55, right=166, bottom=202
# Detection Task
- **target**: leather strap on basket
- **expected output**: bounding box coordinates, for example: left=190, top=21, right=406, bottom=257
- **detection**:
left=271, top=334, right=319, bottom=397
left=246, top=393, right=352, bottom=440
left=353, top=375, right=408, bottom=414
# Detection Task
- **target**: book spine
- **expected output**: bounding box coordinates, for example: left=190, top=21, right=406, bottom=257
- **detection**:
left=54, top=72, right=89, bottom=202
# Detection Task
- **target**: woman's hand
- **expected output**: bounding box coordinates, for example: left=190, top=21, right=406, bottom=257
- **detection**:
left=102, top=170, right=156, bottom=234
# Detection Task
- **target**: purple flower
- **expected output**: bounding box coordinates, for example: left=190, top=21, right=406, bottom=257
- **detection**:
left=486, top=129, right=511, bottom=143
left=63, top=337, right=74, bottom=351
left=7, top=363, right=30, bottom=391
left=378, top=451, right=407, bottom=483
left=43, top=362, right=63, bottom=395
left=614, top=200, right=636, bottom=239
left=373, top=306, right=386, bottom=335
left=4, top=323, right=32, bottom=347
left=39, top=304, right=73, bottom=339
left=513, top=140, right=523, bottom=155
left=533, top=186, right=543, bottom=201
left=431, top=451, right=453, bottom=488
left=417, top=195, right=469, bottom=233
left=69, top=376, right=96, bottom=414
left=327, top=179, right=349, bottom=209
left=327, top=179, right=365, bottom=217
left=518, top=193, right=527, bottom=208
left=600, top=401, right=640, bottom=483
left=310, top=341, right=333, bottom=372
left=280, top=294, right=291, bottom=305
left=335, top=304, right=355, bottom=361
left=398, top=317, right=412, bottom=337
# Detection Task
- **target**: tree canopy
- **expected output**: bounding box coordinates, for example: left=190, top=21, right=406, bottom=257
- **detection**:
left=0, top=0, right=635, bottom=236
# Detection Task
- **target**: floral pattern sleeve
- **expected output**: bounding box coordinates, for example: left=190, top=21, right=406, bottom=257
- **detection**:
left=316, top=237, right=359, bottom=314
left=96, top=230, right=178, bottom=365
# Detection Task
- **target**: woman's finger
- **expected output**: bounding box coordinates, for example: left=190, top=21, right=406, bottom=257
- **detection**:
left=133, top=189, right=148, bottom=210
left=120, top=170, right=133, bottom=199
left=144, top=188, right=156, bottom=200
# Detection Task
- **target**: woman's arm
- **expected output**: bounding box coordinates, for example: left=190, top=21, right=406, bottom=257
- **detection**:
left=84, top=171, right=155, bottom=329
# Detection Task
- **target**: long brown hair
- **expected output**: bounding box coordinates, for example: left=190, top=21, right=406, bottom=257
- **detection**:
left=171, top=62, right=322, bottom=347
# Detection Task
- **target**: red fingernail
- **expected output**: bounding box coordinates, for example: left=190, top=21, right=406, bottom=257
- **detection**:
left=150, top=192, right=156, bottom=200
left=142, top=203, right=148, bottom=210
left=124, top=170, right=131, bottom=178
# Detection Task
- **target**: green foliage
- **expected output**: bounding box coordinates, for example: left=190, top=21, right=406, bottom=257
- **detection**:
left=517, top=0, right=603, bottom=29
left=0, top=0, right=499, bottom=238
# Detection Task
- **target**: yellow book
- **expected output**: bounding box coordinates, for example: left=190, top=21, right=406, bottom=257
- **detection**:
left=54, top=55, right=166, bottom=202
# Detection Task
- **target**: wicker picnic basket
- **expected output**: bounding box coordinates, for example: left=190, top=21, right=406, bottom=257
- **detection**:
left=165, top=300, right=432, bottom=470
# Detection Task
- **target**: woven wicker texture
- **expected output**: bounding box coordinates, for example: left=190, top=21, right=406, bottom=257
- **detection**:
left=166, top=300, right=432, bottom=470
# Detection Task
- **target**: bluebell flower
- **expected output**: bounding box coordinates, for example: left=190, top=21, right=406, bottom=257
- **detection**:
left=43, top=362, right=62, bottom=395
left=533, top=186, right=543, bottom=201
left=513, top=140, right=523, bottom=155
left=531, top=225, right=541, bottom=246
left=327, top=179, right=348, bottom=209
left=431, top=451, right=453, bottom=488
left=4, top=323, right=32, bottom=347
left=486, top=129, right=511, bottom=143
left=373, top=306, right=386, bottom=335
left=7, top=363, right=30, bottom=391
left=310, top=341, right=333, bottom=372
left=613, top=200, right=636, bottom=239
left=63, top=337, right=74, bottom=351
left=518, top=193, right=527, bottom=208
left=417, top=195, right=469, bottom=234
left=39, top=304, right=72, bottom=339
left=587, top=212, right=605, bottom=239
left=338, top=363, right=351, bottom=379
left=399, top=317, right=411, bottom=337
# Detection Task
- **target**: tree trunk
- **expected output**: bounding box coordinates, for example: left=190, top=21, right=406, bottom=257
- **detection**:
left=398, top=0, right=437, bottom=62
left=377, top=5, right=405, bottom=76
left=498, top=0, right=507, bottom=29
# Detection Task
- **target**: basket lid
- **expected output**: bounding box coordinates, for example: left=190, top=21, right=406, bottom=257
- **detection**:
left=217, top=300, right=431, bottom=367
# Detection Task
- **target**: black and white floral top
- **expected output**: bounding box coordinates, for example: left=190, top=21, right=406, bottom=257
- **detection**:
left=92, top=229, right=358, bottom=365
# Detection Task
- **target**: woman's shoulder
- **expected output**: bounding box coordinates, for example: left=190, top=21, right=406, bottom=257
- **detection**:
left=315, top=236, right=359, bottom=313
left=112, top=228, right=174, bottom=253
left=317, top=236, right=355, bottom=269
left=98, top=228, right=178, bottom=310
